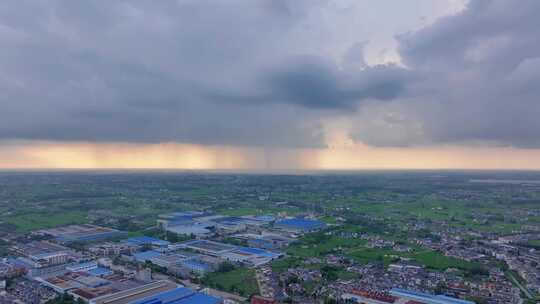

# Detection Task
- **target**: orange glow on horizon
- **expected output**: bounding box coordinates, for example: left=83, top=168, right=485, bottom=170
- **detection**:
left=2, top=140, right=540, bottom=170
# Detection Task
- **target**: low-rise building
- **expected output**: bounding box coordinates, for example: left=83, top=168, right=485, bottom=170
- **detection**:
left=37, top=224, right=127, bottom=244
left=274, top=218, right=326, bottom=233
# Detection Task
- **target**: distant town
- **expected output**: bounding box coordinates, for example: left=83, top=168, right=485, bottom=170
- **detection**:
left=0, top=171, right=539, bottom=304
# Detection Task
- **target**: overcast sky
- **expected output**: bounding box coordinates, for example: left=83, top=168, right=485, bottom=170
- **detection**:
left=2, top=0, right=540, bottom=169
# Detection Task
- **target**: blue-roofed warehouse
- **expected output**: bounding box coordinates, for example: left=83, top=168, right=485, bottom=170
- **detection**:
left=125, top=236, right=170, bottom=247
left=133, top=250, right=162, bottom=263
left=87, top=266, right=113, bottom=277
left=130, top=287, right=222, bottom=304
left=390, top=288, right=475, bottom=304
left=178, top=259, right=212, bottom=275
left=274, top=218, right=327, bottom=233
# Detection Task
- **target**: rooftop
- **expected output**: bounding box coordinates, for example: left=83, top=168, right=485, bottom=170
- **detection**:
left=125, top=236, right=170, bottom=247
left=180, top=240, right=236, bottom=254
left=274, top=218, right=326, bottom=230
left=90, top=280, right=178, bottom=304
left=166, top=224, right=212, bottom=236
left=39, top=224, right=115, bottom=237
left=14, top=241, right=69, bottom=257
left=131, top=287, right=221, bottom=304
left=390, top=288, right=475, bottom=304
left=87, top=267, right=114, bottom=277
left=133, top=251, right=163, bottom=262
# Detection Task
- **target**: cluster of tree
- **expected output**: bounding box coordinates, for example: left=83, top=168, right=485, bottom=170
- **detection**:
left=144, top=261, right=168, bottom=274
left=320, top=265, right=340, bottom=281
left=217, top=261, right=235, bottom=273
left=45, top=293, right=84, bottom=304
left=465, top=265, right=489, bottom=277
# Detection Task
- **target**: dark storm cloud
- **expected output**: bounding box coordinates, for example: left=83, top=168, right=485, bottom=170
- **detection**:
left=205, top=57, right=412, bottom=110
left=265, top=59, right=409, bottom=109
left=0, top=0, right=331, bottom=147
left=2, top=0, right=540, bottom=149
left=0, top=0, right=411, bottom=148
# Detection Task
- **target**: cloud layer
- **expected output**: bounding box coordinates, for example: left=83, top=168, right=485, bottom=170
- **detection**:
left=351, top=0, right=540, bottom=148
left=1, top=0, right=539, bottom=148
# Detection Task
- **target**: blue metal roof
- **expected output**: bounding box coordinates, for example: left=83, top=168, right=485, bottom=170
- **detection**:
left=237, top=247, right=280, bottom=258
left=249, top=239, right=271, bottom=244
left=126, top=236, right=170, bottom=246
left=68, top=261, right=97, bottom=269
left=275, top=218, right=326, bottom=230
left=180, top=260, right=211, bottom=271
left=133, top=250, right=162, bottom=262
left=87, top=267, right=113, bottom=277
left=255, top=215, right=275, bottom=222
left=390, top=288, right=475, bottom=304
left=181, top=293, right=221, bottom=304
left=130, top=287, right=221, bottom=304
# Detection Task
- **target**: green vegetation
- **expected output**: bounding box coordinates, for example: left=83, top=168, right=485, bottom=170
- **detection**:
left=412, top=250, right=479, bottom=272
left=348, top=247, right=480, bottom=272
left=525, top=239, right=540, bottom=249
left=4, top=211, right=88, bottom=232
left=506, top=270, right=534, bottom=299
left=283, top=226, right=480, bottom=274
left=201, top=267, right=259, bottom=297
left=45, top=293, right=84, bottom=304
left=286, top=233, right=366, bottom=257
left=0, top=171, right=539, bottom=302
left=348, top=247, right=400, bottom=265
left=1, top=171, right=538, bottom=237
left=271, top=257, right=303, bottom=273
left=320, top=216, right=338, bottom=224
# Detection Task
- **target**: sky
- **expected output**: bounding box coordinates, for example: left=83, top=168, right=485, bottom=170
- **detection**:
left=2, top=0, right=540, bottom=170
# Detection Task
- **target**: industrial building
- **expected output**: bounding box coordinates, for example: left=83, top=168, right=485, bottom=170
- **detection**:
left=12, top=241, right=70, bottom=267
left=89, top=280, right=179, bottom=304
left=178, top=240, right=236, bottom=257
left=390, top=288, right=475, bottom=304
left=38, top=224, right=128, bottom=244
left=221, top=247, right=282, bottom=267
left=88, top=242, right=140, bottom=257
left=165, top=222, right=214, bottom=238
left=131, top=249, right=219, bottom=277
left=274, top=218, right=327, bottom=233
left=39, top=269, right=177, bottom=304
left=66, top=261, right=99, bottom=273
left=124, top=236, right=170, bottom=248
left=157, top=212, right=209, bottom=231
left=177, top=240, right=282, bottom=268
left=129, top=287, right=222, bottom=304
left=341, top=288, right=475, bottom=304
left=11, top=241, right=73, bottom=277
left=133, top=251, right=163, bottom=263
left=158, top=212, right=276, bottom=238
left=234, top=233, right=293, bottom=250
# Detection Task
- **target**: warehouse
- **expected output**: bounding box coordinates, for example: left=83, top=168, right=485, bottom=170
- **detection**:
left=274, top=218, right=327, bottom=233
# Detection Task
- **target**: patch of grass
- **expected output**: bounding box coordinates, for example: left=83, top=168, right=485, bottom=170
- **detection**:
left=412, top=250, right=477, bottom=271
left=347, top=247, right=479, bottom=272
left=287, top=234, right=366, bottom=257
left=271, top=257, right=302, bottom=273
left=336, top=269, right=360, bottom=280
left=526, top=240, right=540, bottom=249
left=348, top=248, right=401, bottom=265
left=320, top=216, right=338, bottom=224
left=4, top=211, right=88, bottom=232
left=202, top=267, right=259, bottom=297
